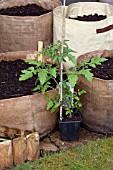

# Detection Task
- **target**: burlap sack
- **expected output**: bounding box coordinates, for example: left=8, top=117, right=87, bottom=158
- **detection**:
left=0, top=51, right=58, bottom=134
left=53, top=2, right=113, bottom=69
left=0, top=0, right=61, bottom=10
left=0, top=0, right=61, bottom=53
left=76, top=49, right=113, bottom=134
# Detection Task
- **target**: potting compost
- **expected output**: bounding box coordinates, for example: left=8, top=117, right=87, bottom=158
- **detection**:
left=0, top=59, right=59, bottom=100
left=91, top=57, right=113, bottom=80
left=0, top=4, right=51, bottom=16
left=0, top=59, right=36, bottom=100
left=69, top=13, right=107, bottom=21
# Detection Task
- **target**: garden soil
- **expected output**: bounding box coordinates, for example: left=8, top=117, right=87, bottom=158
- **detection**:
left=91, top=57, right=113, bottom=80
left=69, top=13, right=107, bottom=21
left=0, top=4, right=51, bottom=16
left=0, top=59, right=37, bottom=100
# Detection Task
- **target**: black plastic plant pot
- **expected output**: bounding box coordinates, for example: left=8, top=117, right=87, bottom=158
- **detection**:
left=59, top=120, right=81, bottom=141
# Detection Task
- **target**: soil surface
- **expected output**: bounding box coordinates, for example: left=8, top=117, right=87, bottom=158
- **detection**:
left=0, top=59, right=58, bottom=100
left=69, top=13, right=107, bottom=21
left=0, top=59, right=37, bottom=100
left=0, top=57, right=113, bottom=100
left=91, top=57, right=113, bottom=80
left=0, top=4, right=51, bottom=16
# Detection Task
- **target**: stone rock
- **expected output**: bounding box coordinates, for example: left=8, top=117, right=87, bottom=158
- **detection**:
left=26, top=132, right=39, bottom=161
left=13, top=137, right=27, bottom=165
left=0, top=140, right=13, bottom=170
left=40, top=142, right=59, bottom=157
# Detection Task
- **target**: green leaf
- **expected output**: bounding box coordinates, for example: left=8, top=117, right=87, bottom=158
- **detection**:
left=77, top=60, right=89, bottom=70
left=53, top=56, right=59, bottom=63
left=91, top=57, right=107, bottom=65
left=65, top=108, right=71, bottom=115
left=47, top=101, right=54, bottom=110
left=79, top=69, right=93, bottom=82
left=78, top=90, right=86, bottom=96
left=26, top=60, right=39, bottom=66
left=74, top=96, right=80, bottom=101
left=77, top=62, right=84, bottom=70
left=54, top=102, right=60, bottom=108
left=66, top=111, right=71, bottom=115
left=68, top=67, right=75, bottom=71
left=68, top=74, right=78, bottom=88
left=38, top=69, right=48, bottom=85
left=51, top=102, right=60, bottom=113
left=78, top=102, right=82, bottom=108
left=58, top=56, right=63, bottom=63
left=47, top=50, right=51, bottom=58
left=33, top=85, right=41, bottom=92
left=19, top=70, right=33, bottom=81
left=56, top=84, right=60, bottom=89
left=41, top=82, right=50, bottom=94
left=45, top=93, right=51, bottom=101
left=68, top=54, right=76, bottom=64
left=27, top=67, right=35, bottom=72
left=0, top=138, right=8, bottom=141
left=89, top=63, right=96, bottom=68
left=50, top=67, right=57, bottom=78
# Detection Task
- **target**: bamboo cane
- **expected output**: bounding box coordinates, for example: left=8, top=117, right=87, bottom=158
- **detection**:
left=38, top=41, right=43, bottom=62
left=60, top=0, right=66, bottom=121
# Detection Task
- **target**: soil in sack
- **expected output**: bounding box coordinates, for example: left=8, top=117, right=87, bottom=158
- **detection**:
left=0, top=59, right=58, bottom=100
left=0, top=4, right=51, bottom=16
left=91, top=57, right=113, bottom=80
left=69, top=13, right=107, bottom=21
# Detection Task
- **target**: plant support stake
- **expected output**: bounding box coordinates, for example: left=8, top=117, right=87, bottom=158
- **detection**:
left=60, top=0, right=66, bottom=121
left=38, top=41, right=43, bottom=62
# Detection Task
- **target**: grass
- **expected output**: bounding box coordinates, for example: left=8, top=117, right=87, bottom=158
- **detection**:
left=13, top=137, right=113, bottom=170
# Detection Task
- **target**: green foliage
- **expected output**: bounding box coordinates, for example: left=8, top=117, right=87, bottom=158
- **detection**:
left=19, top=40, right=107, bottom=117
left=19, top=61, right=59, bottom=94
left=0, top=137, right=8, bottom=141
left=62, top=82, right=86, bottom=116
left=45, top=93, right=60, bottom=113
left=40, top=40, right=76, bottom=65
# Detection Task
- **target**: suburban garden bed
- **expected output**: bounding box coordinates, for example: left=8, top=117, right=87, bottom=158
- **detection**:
left=1, top=50, right=113, bottom=135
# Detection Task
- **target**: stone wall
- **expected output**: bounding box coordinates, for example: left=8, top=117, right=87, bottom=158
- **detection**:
left=0, top=126, right=39, bottom=170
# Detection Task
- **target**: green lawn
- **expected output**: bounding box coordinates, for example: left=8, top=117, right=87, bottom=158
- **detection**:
left=13, top=137, right=113, bottom=170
